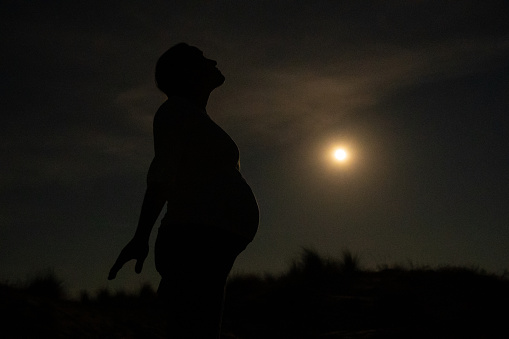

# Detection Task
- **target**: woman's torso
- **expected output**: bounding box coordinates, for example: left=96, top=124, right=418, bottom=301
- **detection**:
left=154, top=97, right=259, bottom=241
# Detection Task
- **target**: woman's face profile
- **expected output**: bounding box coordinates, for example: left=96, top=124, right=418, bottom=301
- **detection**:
left=187, top=47, right=225, bottom=92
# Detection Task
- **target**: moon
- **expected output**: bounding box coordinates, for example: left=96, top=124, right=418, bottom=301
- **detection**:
left=334, top=148, right=347, bottom=161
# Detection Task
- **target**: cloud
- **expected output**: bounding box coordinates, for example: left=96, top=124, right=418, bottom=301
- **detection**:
left=215, top=28, right=509, bottom=149
left=2, top=0, right=508, bottom=191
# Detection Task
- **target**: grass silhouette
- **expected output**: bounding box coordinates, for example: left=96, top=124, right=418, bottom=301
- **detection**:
left=2, top=249, right=509, bottom=338
left=25, top=268, right=66, bottom=300
left=225, top=249, right=509, bottom=338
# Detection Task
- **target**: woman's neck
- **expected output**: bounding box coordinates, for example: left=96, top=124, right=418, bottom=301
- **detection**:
left=182, top=89, right=211, bottom=111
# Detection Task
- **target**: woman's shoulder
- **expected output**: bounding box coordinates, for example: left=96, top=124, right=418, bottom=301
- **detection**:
left=154, top=96, right=205, bottom=124
left=155, top=97, right=184, bottom=120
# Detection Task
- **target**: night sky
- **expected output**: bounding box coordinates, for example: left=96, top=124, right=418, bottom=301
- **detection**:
left=2, top=1, right=508, bottom=296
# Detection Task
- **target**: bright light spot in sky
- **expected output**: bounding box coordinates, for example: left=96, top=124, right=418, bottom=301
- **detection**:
left=334, top=148, right=347, bottom=161
left=319, top=139, right=355, bottom=172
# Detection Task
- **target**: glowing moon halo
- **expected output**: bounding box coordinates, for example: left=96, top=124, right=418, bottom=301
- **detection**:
left=334, top=148, right=348, bottom=161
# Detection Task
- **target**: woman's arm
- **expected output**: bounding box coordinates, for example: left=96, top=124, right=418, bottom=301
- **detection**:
left=133, top=184, right=168, bottom=242
left=108, top=100, right=186, bottom=280
left=108, top=182, right=167, bottom=280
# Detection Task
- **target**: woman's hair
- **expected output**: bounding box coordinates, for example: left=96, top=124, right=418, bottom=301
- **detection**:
left=155, top=43, right=202, bottom=96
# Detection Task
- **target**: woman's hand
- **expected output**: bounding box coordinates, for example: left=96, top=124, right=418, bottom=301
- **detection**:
left=108, top=184, right=167, bottom=280
left=108, top=238, right=149, bottom=280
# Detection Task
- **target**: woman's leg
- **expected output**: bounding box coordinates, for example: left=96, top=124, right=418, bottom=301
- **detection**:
left=155, top=225, right=248, bottom=338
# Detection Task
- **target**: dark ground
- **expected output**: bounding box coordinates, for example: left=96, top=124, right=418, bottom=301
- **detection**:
left=2, top=251, right=509, bottom=338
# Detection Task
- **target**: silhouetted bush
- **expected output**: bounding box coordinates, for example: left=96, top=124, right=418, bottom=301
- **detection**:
left=80, top=289, right=90, bottom=303
left=4, top=250, right=509, bottom=338
left=222, top=249, right=509, bottom=338
left=138, top=282, right=157, bottom=300
left=95, top=287, right=112, bottom=303
left=339, top=249, right=361, bottom=274
left=286, top=248, right=334, bottom=281
left=25, top=269, right=66, bottom=300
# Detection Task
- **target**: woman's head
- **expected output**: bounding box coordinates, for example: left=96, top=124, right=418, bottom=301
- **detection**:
left=155, top=43, right=225, bottom=97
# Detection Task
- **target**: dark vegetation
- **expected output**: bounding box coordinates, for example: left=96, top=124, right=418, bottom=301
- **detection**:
left=2, top=249, right=509, bottom=338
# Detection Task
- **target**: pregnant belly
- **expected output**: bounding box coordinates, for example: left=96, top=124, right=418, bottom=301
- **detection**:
left=223, top=177, right=259, bottom=241
left=168, top=172, right=259, bottom=241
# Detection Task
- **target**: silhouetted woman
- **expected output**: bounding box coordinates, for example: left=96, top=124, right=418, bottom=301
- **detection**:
left=108, top=43, right=259, bottom=338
